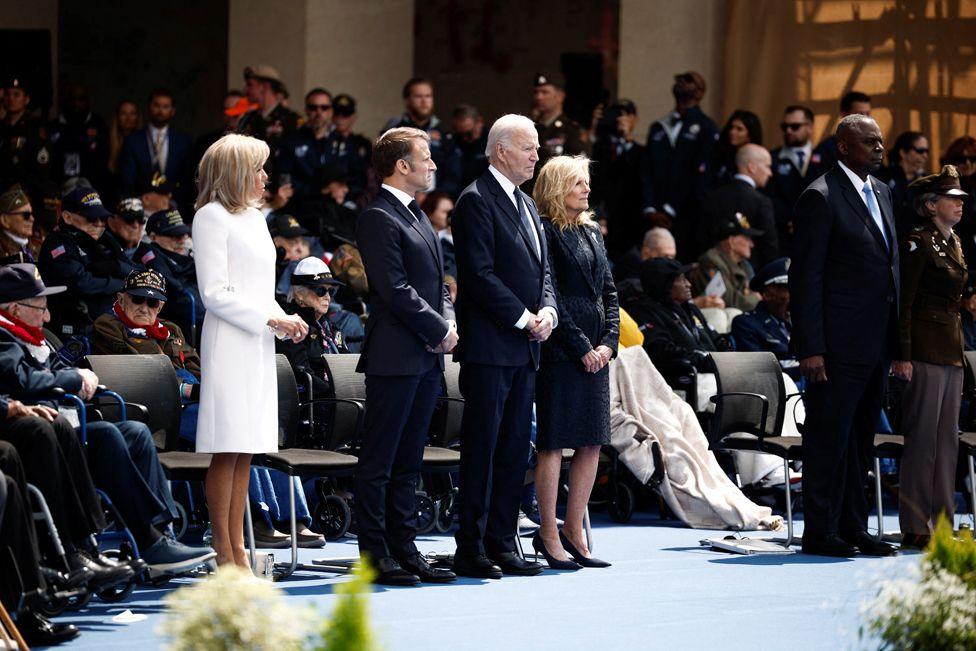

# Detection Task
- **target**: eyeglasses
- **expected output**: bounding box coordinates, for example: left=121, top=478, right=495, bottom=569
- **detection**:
left=130, top=295, right=162, bottom=308
left=306, top=104, right=332, bottom=112
left=5, top=211, right=32, bottom=220
left=16, top=302, right=48, bottom=313
left=909, top=146, right=929, bottom=155
left=780, top=122, right=809, bottom=132
left=119, top=214, right=146, bottom=225
left=310, top=286, right=337, bottom=298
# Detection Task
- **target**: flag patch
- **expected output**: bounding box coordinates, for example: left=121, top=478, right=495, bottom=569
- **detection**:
left=51, top=245, right=66, bottom=259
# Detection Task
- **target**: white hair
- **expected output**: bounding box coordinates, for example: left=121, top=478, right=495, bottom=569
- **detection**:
left=485, top=114, right=536, bottom=161
left=643, top=227, right=674, bottom=251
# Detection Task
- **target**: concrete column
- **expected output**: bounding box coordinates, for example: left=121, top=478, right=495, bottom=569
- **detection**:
left=227, top=0, right=307, bottom=104
left=618, top=0, right=726, bottom=136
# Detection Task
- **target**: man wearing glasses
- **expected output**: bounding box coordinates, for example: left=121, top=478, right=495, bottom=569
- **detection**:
left=276, top=87, right=336, bottom=216
left=103, top=197, right=147, bottom=260
left=37, top=186, right=138, bottom=338
left=0, top=184, right=38, bottom=263
left=765, top=105, right=829, bottom=255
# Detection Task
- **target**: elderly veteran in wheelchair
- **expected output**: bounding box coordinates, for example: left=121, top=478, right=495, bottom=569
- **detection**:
left=0, top=263, right=214, bottom=576
left=93, top=269, right=325, bottom=549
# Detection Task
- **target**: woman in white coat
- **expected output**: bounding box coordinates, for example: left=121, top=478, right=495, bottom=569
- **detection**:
left=193, top=134, right=308, bottom=567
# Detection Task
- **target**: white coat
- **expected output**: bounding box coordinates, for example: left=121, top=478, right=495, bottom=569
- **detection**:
left=192, top=201, right=285, bottom=453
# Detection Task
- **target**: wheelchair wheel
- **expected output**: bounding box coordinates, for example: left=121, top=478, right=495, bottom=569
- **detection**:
left=313, top=495, right=352, bottom=541
left=434, top=492, right=455, bottom=533
left=38, top=589, right=92, bottom=617
left=96, top=549, right=136, bottom=603
left=608, top=482, right=635, bottom=523
left=416, top=493, right=437, bottom=535
left=172, top=500, right=189, bottom=541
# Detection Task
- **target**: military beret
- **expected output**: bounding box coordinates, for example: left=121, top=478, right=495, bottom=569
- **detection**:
left=0, top=185, right=30, bottom=214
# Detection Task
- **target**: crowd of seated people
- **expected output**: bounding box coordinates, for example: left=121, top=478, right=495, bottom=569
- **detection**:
left=0, top=62, right=975, bottom=645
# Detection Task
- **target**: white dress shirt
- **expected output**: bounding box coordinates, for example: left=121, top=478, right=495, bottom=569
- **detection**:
left=837, top=160, right=888, bottom=247
left=733, top=173, right=757, bottom=189
left=486, top=165, right=557, bottom=331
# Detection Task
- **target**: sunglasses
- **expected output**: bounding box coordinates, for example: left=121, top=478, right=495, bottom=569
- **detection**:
left=909, top=146, right=929, bottom=155
left=957, top=155, right=976, bottom=164
left=119, top=214, right=146, bottom=225
left=780, top=122, right=809, bottom=132
left=306, top=103, right=332, bottom=112
left=5, top=210, right=32, bottom=220
left=130, top=295, right=162, bottom=308
left=85, top=215, right=108, bottom=225
left=310, top=285, right=337, bottom=297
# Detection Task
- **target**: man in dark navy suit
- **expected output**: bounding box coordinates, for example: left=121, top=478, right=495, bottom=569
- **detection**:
left=119, top=89, right=193, bottom=209
left=452, top=114, right=557, bottom=578
left=354, top=127, right=458, bottom=586
left=790, top=114, right=899, bottom=557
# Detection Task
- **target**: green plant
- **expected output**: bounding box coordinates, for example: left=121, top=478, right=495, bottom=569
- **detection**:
left=159, top=566, right=312, bottom=651
left=925, top=515, right=976, bottom=590
left=312, top=560, right=377, bottom=651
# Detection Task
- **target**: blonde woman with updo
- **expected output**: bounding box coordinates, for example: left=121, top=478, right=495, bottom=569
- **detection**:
left=532, top=154, right=619, bottom=569
left=193, top=134, right=309, bottom=567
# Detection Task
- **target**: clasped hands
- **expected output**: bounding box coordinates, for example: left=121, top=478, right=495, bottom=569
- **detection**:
left=426, top=322, right=459, bottom=354
left=526, top=312, right=554, bottom=342
left=581, top=345, right=613, bottom=373
left=268, top=315, right=309, bottom=343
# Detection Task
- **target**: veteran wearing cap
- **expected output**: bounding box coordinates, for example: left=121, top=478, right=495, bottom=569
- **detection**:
left=730, top=257, right=799, bottom=379
left=237, top=65, right=299, bottom=154
left=38, top=186, right=139, bottom=337
left=891, top=165, right=969, bottom=549
left=690, top=211, right=762, bottom=310
left=103, top=197, right=147, bottom=260
left=530, top=74, right=586, bottom=186
left=133, top=209, right=202, bottom=333
left=0, top=184, right=39, bottom=263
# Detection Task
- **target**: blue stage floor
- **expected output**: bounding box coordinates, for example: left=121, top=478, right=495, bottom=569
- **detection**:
left=50, top=512, right=922, bottom=650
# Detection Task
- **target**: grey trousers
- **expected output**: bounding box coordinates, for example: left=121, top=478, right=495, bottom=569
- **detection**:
left=899, top=361, right=962, bottom=535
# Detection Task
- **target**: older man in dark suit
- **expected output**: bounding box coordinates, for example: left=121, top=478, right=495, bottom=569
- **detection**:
left=354, top=127, right=458, bottom=586
left=790, top=114, right=899, bottom=557
left=452, top=114, right=557, bottom=578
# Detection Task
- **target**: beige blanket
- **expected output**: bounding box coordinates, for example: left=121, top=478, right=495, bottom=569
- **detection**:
left=609, top=346, right=784, bottom=531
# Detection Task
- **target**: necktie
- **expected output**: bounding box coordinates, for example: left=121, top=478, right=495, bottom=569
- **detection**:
left=862, top=180, right=889, bottom=249
left=407, top=199, right=422, bottom=222
left=795, top=149, right=805, bottom=171
left=408, top=199, right=438, bottom=247
left=514, top=188, right=541, bottom=258
left=153, top=131, right=165, bottom=172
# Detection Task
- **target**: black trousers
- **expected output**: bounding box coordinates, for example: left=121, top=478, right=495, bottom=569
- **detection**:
left=801, top=359, right=888, bottom=538
left=355, top=366, right=442, bottom=561
left=455, top=363, right=534, bottom=556
left=0, top=442, right=44, bottom=611
left=0, top=415, right=105, bottom=549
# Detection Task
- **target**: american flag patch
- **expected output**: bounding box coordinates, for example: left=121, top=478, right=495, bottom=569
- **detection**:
left=51, top=245, right=66, bottom=259
left=141, top=250, right=156, bottom=263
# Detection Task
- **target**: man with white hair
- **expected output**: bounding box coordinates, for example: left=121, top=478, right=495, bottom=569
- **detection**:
left=451, top=114, right=557, bottom=578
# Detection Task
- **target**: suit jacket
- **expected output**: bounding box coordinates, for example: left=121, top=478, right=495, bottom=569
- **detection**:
left=640, top=105, right=718, bottom=215
left=789, top=166, right=899, bottom=364
left=119, top=126, right=193, bottom=197
left=764, top=146, right=829, bottom=253
left=452, top=169, right=557, bottom=368
left=541, top=220, right=619, bottom=363
left=355, top=188, right=454, bottom=376
left=701, top=178, right=779, bottom=268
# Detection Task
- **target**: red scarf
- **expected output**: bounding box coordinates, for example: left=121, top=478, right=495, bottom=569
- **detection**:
left=0, top=309, right=46, bottom=346
left=113, top=301, right=170, bottom=341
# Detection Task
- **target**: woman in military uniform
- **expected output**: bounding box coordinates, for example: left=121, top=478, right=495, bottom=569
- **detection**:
left=891, top=165, right=969, bottom=549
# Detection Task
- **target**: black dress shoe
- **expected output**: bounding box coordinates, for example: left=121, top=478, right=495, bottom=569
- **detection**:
left=40, top=564, right=92, bottom=591
left=558, top=531, right=611, bottom=568
left=452, top=553, right=503, bottom=579
left=67, top=551, right=134, bottom=590
left=397, top=553, right=457, bottom=583
left=840, top=531, right=898, bottom=557
left=531, top=532, right=581, bottom=570
left=18, top=609, right=80, bottom=646
left=800, top=534, right=858, bottom=557
left=373, top=557, right=420, bottom=586
left=488, top=551, right=544, bottom=576
left=900, top=533, right=931, bottom=551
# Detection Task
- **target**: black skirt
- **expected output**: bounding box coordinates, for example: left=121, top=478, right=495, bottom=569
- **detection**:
left=535, top=359, right=611, bottom=451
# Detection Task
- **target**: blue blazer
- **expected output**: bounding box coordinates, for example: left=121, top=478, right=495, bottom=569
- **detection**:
left=452, top=169, right=557, bottom=369
left=789, top=165, right=899, bottom=364
left=355, top=188, right=454, bottom=376
left=119, top=126, right=193, bottom=196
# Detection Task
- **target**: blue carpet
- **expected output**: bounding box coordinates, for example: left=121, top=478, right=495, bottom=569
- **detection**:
left=46, top=512, right=920, bottom=650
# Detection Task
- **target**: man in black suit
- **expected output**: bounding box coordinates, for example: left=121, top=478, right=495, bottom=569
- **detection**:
left=765, top=105, right=829, bottom=254
left=354, top=127, right=459, bottom=586
left=701, top=143, right=778, bottom=268
left=119, top=89, right=193, bottom=208
left=452, top=114, right=557, bottom=578
left=790, top=114, right=899, bottom=557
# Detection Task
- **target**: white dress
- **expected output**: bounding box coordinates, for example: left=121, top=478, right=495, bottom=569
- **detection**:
left=192, top=202, right=285, bottom=453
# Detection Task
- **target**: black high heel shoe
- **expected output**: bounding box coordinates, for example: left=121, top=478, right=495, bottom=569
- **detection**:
left=559, top=530, right=611, bottom=568
left=531, top=532, right=581, bottom=570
